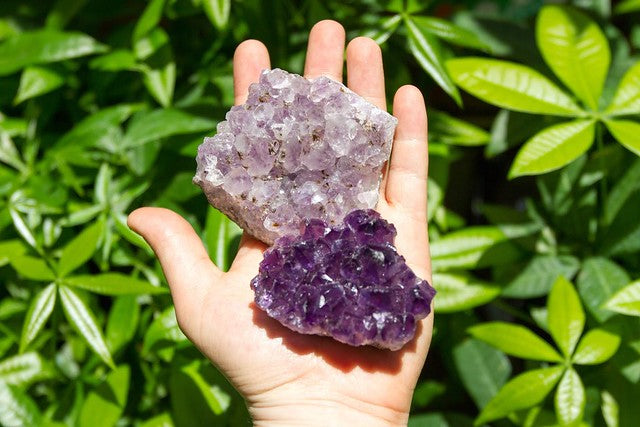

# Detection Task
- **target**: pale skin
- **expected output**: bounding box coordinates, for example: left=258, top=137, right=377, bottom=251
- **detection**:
left=128, top=20, right=433, bottom=426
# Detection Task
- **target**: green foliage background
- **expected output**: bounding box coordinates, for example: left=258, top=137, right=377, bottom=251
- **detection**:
left=0, top=0, right=639, bottom=425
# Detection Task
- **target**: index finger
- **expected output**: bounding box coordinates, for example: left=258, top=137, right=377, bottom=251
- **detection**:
left=233, top=40, right=271, bottom=106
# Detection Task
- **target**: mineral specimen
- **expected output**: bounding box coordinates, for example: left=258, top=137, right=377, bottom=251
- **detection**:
left=194, top=68, right=397, bottom=245
left=250, top=209, right=436, bottom=351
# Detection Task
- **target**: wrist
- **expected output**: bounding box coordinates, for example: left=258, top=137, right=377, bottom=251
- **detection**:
left=247, top=389, right=409, bottom=426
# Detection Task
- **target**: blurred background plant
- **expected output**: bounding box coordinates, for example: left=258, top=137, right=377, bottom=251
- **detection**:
left=0, top=0, right=638, bottom=426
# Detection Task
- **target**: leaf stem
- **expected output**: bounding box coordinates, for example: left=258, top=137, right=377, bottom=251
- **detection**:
left=596, top=122, right=608, bottom=228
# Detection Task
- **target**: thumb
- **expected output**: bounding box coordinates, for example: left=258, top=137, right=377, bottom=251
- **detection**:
left=128, top=207, right=221, bottom=332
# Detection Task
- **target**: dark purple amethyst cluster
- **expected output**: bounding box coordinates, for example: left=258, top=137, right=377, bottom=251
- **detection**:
left=251, top=210, right=435, bottom=350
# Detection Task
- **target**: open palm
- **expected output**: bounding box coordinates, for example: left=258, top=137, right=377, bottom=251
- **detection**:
left=128, top=20, right=433, bottom=425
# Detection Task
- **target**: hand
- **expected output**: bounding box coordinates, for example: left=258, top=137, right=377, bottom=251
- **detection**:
left=128, top=20, right=433, bottom=426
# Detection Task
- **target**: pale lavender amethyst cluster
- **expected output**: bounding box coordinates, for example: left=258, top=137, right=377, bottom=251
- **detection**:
left=251, top=210, right=436, bottom=351
left=194, top=68, right=397, bottom=245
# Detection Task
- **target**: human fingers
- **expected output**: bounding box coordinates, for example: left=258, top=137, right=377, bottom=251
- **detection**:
left=128, top=208, right=221, bottom=331
left=346, top=37, right=386, bottom=110
left=304, top=20, right=346, bottom=81
left=233, top=40, right=271, bottom=106
left=385, top=85, right=428, bottom=221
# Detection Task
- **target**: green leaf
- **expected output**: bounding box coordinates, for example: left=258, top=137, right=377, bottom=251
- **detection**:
left=10, top=255, right=55, bottom=281
left=140, top=412, right=174, bottom=427
left=59, top=285, right=114, bottom=368
left=121, top=108, right=215, bottom=148
left=181, top=360, right=230, bottom=415
left=408, top=413, right=474, bottom=427
left=502, top=255, right=580, bottom=298
left=453, top=339, right=511, bottom=409
left=0, top=132, right=26, bottom=172
left=45, top=0, right=88, bottom=29
left=142, top=307, right=187, bottom=355
left=14, top=65, right=65, bottom=104
left=615, top=0, right=640, bottom=13
left=20, top=283, right=56, bottom=352
left=476, top=366, right=564, bottom=425
left=58, top=221, right=102, bottom=277
left=0, top=30, right=107, bottom=76
left=605, top=61, right=640, bottom=116
left=132, top=0, right=166, bottom=42
left=547, top=277, right=585, bottom=357
left=447, top=57, right=584, bottom=116
left=89, top=49, right=137, bottom=72
left=429, top=110, right=490, bottom=146
left=600, top=391, right=619, bottom=427
left=78, top=365, right=130, bottom=427
left=405, top=16, right=461, bottom=105
left=9, top=208, right=38, bottom=250
left=555, top=367, right=585, bottom=426
left=605, top=120, right=640, bottom=157
left=509, top=119, right=595, bottom=178
left=362, top=14, right=401, bottom=45
left=604, top=159, right=640, bottom=225
left=604, top=280, right=640, bottom=316
left=431, top=226, right=527, bottom=270
left=203, top=0, right=231, bottom=30
left=64, top=273, right=167, bottom=295
left=142, top=59, right=176, bottom=108
left=0, top=352, right=48, bottom=386
left=106, top=296, right=139, bottom=353
left=577, top=257, right=630, bottom=322
left=536, top=5, right=610, bottom=110
left=203, top=207, right=241, bottom=272
left=573, top=329, right=621, bottom=365
left=432, top=273, right=500, bottom=312
left=0, top=239, right=26, bottom=266
left=409, top=16, right=490, bottom=51
left=0, top=380, right=42, bottom=427
left=468, top=321, right=563, bottom=362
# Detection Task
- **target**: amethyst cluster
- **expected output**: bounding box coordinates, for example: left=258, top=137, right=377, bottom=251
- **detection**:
left=251, top=210, right=435, bottom=351
left=194, top=68, right=397, bottom=245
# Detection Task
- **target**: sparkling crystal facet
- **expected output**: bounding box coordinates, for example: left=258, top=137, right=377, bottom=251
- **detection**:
left=250, top=210, right=436, bottom=351
left=194, top=68, right=397, bottom=245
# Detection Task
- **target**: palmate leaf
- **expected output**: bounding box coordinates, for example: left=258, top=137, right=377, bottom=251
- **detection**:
left=555, top=367, right=585, bottom=426
left=453, top=339, right=511, bottom=409
left=509, top=119, right=595, bottom=178
left=58, top=285, right=114, bottom=368
left=603, top=280, right=640, bottom=316
left=572, top=329, right=621, bottom=365
left=10, top=255, right=55, bottom=281
left=605, top=61, right=640, bottom=116
left=577, top=257, right=629, bottom=322
left=446, top=57, right=584, bottom=116
left=547, top=277, right=585, bottom=357
left=468, top=322, right=563, bottom=362
left=536, top=5, right=610, bottom=111
left=362, top=14, right=401, bottom=45
left=432, top=273, right=500, bottom=312
left=405, top=16, right=461, bottom=105
left=20, top=283, right=56, bottom=352
left=409, top=16, right=490, bottom=52
left=476, top=366, right=564, bottom=425
left=0, top=30, right=107, bottom=76
left=604, top=120, right=640, bottom=156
